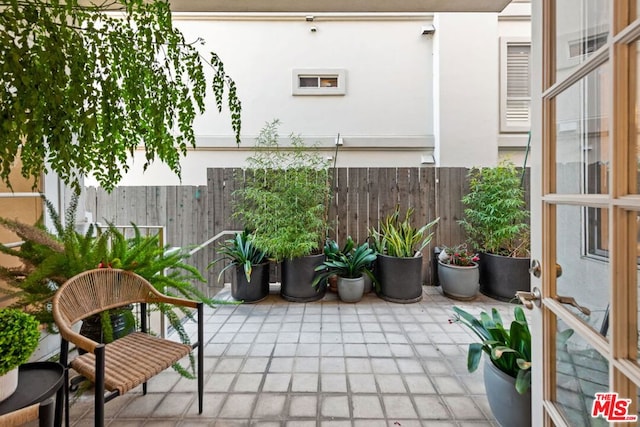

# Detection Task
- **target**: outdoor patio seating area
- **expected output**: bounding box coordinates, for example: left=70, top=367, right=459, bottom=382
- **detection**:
left=62, top=286, right=515, bottom=426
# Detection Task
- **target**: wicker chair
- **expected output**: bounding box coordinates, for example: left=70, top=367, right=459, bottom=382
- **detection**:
left=52, top=268, right=204, bottom=427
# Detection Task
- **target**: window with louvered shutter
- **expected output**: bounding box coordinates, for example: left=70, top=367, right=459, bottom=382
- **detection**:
left=500, top=38, right=531, bottom=132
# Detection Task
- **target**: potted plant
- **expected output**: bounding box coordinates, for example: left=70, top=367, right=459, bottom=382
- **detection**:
left=234, top=120, right=331, bottom=302
left=0, top=192, right=212, bottom=377
left=450, top=305, right=532, bottom=427
left=312, top=236, right=377, bottom=303
left=451, top=305, right=574, bottom=427
left=208, top=230, right=270, bottom=303
left=437, top=243, right=480, bottom=300
left=0, top=308, right=40, bottom=402
left=369, top=207, right=439, bottom=303
left=459, top=160, right=531, bottom=301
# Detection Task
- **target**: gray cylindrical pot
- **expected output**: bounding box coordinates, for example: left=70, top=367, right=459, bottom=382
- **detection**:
left=232, top=262, right=270, bottom=303
left=437, top=261, right=479, bottom=300
left=483, top=359, right=531, bottom=427
left=478, top=252, right=531, bottom=302
left=376, top=253, right=423, bottom=303
left=337, top=276, right=365, bottom=303
left=281, top=253, right=326, bottom=302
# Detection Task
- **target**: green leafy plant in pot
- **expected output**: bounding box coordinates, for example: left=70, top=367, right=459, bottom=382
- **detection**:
left=459, top=160, right=530, bottom=301
left=451, top=305, right=573, bottom=427
left=0, top=308, right=41, bottom=402
left=451, top=305, right=532, bottom=427
left=369, top=207, right=439, bottom=303
left=312, top=236, right=377, bottom=303
left=234, top=119, right=331, bottom=302
left=208, top=230, right=269, bottom=303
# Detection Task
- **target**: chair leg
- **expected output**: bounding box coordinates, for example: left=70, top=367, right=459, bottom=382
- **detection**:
left=198, top=303, right=204, bottom=414
left=57, top=339, right=69, bottom=427
left=95, top=345, right=106, bottom=427
left=143, top=382, right=147, bottom=395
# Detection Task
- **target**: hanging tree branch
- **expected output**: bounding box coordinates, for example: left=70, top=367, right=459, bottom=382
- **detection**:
left=0, top=0, right=242, bottom=192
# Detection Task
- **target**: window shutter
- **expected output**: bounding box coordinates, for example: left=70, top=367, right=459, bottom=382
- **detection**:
left=502, top=42, right=531, bottom=132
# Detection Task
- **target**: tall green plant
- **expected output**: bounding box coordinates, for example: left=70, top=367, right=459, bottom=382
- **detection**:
left=459, top=160, right=530, bottom=257
left=0, top=0, right=241, bottom=192
left=234, top=119, right=331, bottom=261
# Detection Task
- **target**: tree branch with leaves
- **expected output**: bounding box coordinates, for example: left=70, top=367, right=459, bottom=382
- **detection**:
left=0, top=0, right=241, bottom=192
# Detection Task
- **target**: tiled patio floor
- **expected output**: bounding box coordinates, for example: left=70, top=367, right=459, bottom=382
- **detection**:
left=65, top=286, right=517, bottom=426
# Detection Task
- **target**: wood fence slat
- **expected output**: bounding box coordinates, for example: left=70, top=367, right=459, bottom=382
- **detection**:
left=355, top=168, right=368, bottom=244
left=336, top=168, right=348, bottom=245
left=397, top=168, right=410, bottom=217
left=368, top=168, right=380, bottom=231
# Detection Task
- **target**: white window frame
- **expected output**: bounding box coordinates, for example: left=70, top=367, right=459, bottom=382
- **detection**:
left=500, top=37, right=531, bottom=133
left=292, top=69, right=346, bottom=96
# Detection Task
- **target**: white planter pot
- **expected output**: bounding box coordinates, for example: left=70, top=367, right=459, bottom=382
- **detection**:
left=0, top=367, right=19, bottom=402
left=437, top=261, right=480, bottom=300
left=337, top=276, right=365, bottom=303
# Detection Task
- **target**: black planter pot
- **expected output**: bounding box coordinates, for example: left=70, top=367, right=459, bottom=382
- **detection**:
left=281, top=254, right=326, bottom=302
left=232, top=262, right=270, bottom=303
left=79, top=305, right=135, bottom=353
left=478, top=252, right=531, bottom=302
left=376, top=253, right=423, bottom=303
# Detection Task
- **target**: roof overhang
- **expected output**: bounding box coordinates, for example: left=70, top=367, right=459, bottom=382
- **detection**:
left=169, top=0, right=513, bottom=13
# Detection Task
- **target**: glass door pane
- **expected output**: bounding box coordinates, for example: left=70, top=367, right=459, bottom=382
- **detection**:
left=555, top=0, right=609, bottom=81
left=555, top=66, right=609, bottom=195
left=556, top=323, right=610, bottom=426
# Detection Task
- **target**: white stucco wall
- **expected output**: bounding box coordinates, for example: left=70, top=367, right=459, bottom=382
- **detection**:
left=97, top=7, right=531, bottom=187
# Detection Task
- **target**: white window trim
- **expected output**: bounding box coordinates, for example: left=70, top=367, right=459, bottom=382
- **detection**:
left=292, top=69, right=346, bottom=96
left=500, top=37, right=531, bottom=133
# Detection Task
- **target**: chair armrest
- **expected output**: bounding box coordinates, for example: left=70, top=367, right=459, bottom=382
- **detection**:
left=146, top=290, right=199, bottom=309
left=56, top=321, right=101, bottom=354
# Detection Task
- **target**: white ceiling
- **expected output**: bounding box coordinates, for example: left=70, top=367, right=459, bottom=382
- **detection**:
left=169, top=0, right=513, bottom=13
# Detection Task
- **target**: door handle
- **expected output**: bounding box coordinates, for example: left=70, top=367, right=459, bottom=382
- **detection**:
left=529, top=260, right=563, bottom=278
left=516, top=287, right=541, bottom=309
left=556, top=295, right=591, bottom=316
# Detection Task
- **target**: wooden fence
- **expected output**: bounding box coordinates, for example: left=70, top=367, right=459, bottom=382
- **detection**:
left=85, top=167, right=530, bottom=293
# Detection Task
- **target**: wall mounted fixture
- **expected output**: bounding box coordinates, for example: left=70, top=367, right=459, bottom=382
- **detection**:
left=421, top=154, right=435, bottom=164
left=421, top=24, right=436, bottom=35
left=306, top=15, right=314, bottom=22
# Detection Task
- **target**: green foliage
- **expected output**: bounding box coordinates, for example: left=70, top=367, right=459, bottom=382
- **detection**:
left=208, top=230, right=266, bottom=283
left=234, top=119, right=331, bottom=261
left=452, top=306, right=534, bottom=394
left=312, top=237, right=377, bottom=287
left=369, top=207, right=439, bottom=258
left=459, top=160, right=530, bottom=257
left=0, top=0, right=241, bottom=192
left=0, top=191, right=213, bottom=377
left=0, top=308, right=40, bottom=375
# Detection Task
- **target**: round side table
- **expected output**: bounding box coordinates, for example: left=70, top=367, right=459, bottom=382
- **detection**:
left=0, top=362, right=65, bottom=427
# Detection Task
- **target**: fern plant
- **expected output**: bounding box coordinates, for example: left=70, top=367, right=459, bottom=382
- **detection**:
left=0, top=191, right=213, bottom=377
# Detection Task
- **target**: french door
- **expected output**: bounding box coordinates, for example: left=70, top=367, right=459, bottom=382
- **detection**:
left=532, top=1, right=640, bottom=425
